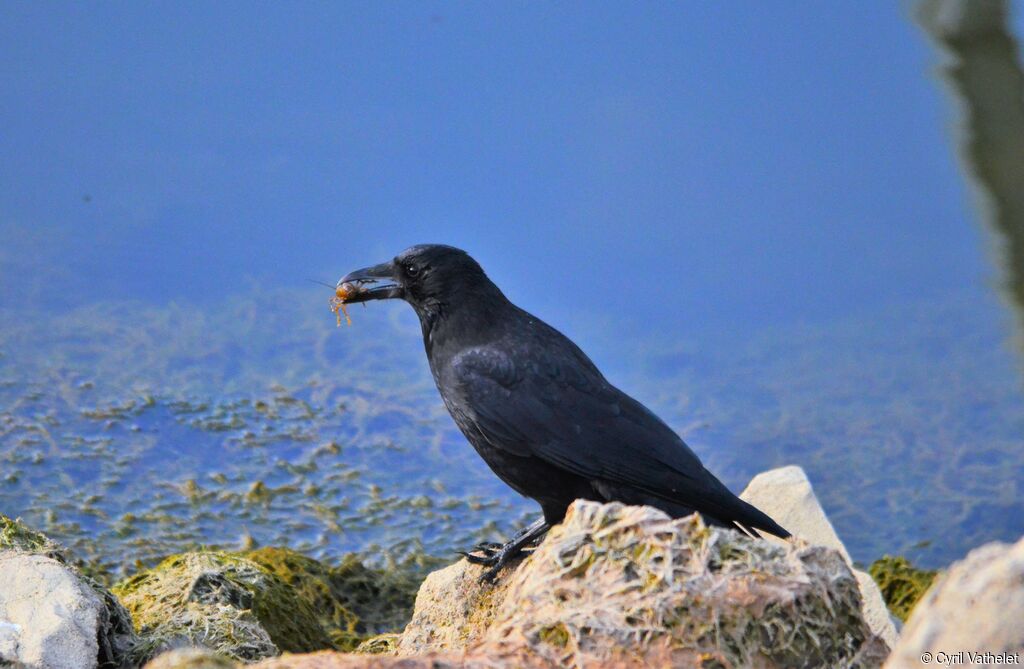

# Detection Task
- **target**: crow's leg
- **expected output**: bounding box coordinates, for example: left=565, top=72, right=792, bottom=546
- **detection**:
left=468, top=541, right=504, bottom=555
left=457, top=518, right=550, bottom=582
left=463, top=520, right=545, bottom=559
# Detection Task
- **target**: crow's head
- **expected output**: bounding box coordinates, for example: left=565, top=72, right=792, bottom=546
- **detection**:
left=337, top=245, right=491, bottom=312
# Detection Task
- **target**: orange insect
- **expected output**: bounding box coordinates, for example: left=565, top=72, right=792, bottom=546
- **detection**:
left=329, top=284, right=353, bottom=327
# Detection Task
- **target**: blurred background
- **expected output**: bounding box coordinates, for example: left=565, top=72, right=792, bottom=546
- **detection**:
left=1, top=1, right=1023, bottom=577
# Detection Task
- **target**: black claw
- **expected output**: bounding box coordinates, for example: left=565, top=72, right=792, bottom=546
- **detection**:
left=455, top=539, right=508, bottom=564
left=456, top=550, right=499, bottom=566
left=475, top=545, right=520, bottom=582
left=461, top=518, right=552, bottom=583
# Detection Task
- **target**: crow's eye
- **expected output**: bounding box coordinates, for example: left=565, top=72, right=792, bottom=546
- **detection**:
left=405, top=264, right=419, bottom=277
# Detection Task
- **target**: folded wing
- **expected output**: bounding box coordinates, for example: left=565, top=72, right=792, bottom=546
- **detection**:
left=449, top=343, right=789, bottom=538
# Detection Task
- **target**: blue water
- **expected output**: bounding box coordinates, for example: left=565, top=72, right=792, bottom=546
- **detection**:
left=2, top=2, right=1024, bottom=575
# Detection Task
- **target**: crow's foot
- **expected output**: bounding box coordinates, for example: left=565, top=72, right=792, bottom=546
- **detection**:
left=455, top=518, right=552, bottom=583
left=455, top=541, right=503, bottom=564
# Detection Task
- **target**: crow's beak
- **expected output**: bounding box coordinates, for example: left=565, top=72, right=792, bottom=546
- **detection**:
left=336, top=261, right=404, bottom=303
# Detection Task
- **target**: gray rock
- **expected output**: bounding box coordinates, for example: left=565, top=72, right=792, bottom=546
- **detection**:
left=885, top=536, right=1024, bottom=668
left=0, top=553, right=105, bottom=669
left=0, top=621, right=23, bottom=664
left=0, top=515, right=135, bottom=667
left=740, top=465, right=899, bottom=648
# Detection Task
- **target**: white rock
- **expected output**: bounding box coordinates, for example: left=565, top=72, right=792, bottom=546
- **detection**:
left=0, top=620, right=23, bottom=661
left=884, top=536, right=1024, bottom=668
left=0, top=552, right=105, bottom=669
left=740, top=465, right=899, bottom=648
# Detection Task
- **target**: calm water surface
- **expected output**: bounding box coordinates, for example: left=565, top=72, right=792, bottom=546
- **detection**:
left=2, top=2, right=1023, bottom=576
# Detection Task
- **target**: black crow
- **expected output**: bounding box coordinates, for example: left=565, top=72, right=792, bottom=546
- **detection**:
left=338, top=244, right=789, bottom=580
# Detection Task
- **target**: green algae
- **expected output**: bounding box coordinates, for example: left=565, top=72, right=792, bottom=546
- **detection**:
left=328, top=553, right=427, bottom=635
left=0, top=513, right=65, bottom=558
left=243, top=547, right=362, bottom=650
left=111, top=546, right=428, bottom=663
left=0, top=379, right=514, bottom=581
left=113, top=551, right=331, bottom=663
left=869, top=555, right=939, bottom=622
left=538, top=623, right=571, bottom=648
left=243, top=547, right=425, bottom=651
left=354, top=633, right=401, bottom=655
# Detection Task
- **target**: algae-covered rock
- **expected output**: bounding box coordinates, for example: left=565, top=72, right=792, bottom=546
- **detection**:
left=114, top=546, right=424, bottom=663
left=143, top=648, right=235, bottom=669
left=398, top=500, right=889, bottom=668
left=0, top=515, right=65, bottom=558
left=241, top=548, right=360, bottom=651
left=113, top=551, right=332, bottom=663
left=352, top=634, right=400, bottom=655
left=740, top=465, right=899, bottom=647
left=242, top=549, right=418, bottom=651
left=869, top=555, right=938, bottom=622
left=885, top=536, right=1024, bottom=669
left=0, top=513, right=111, bottom=586
left=326, top=555, right=423, bottom=639
left=0, top=515, right=136, bottom=668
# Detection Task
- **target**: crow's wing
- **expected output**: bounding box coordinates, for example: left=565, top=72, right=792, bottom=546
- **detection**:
left=447, top=343, right=788, bottom=537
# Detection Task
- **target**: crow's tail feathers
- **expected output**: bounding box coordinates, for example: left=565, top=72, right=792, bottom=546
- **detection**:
left=727, top=497, right=790, bottom=539
left=620, top=482, right=791, bottom=540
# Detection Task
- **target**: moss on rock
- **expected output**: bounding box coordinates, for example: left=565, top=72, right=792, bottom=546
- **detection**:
left=869, top=555, right=938, bottom=622
left=243, top=547, right=361, bottom=651
left=326, top=554, right=423, bottom=638
left=353, top=634, right=401, bottom=655
left=242, top=548, right=421, bottom=651
left=538, top=623, right=570, bottom=649
left=113, top=544, right=426, bottom=663
left=113, top=551, right=333, bottom=663
left=1, top=513, right=114, bottom=586
left=0, top=514, right=65, bottom=558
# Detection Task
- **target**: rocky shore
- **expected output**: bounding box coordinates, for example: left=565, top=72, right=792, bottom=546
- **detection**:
left=2, top=466, right=1019, bottom=669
